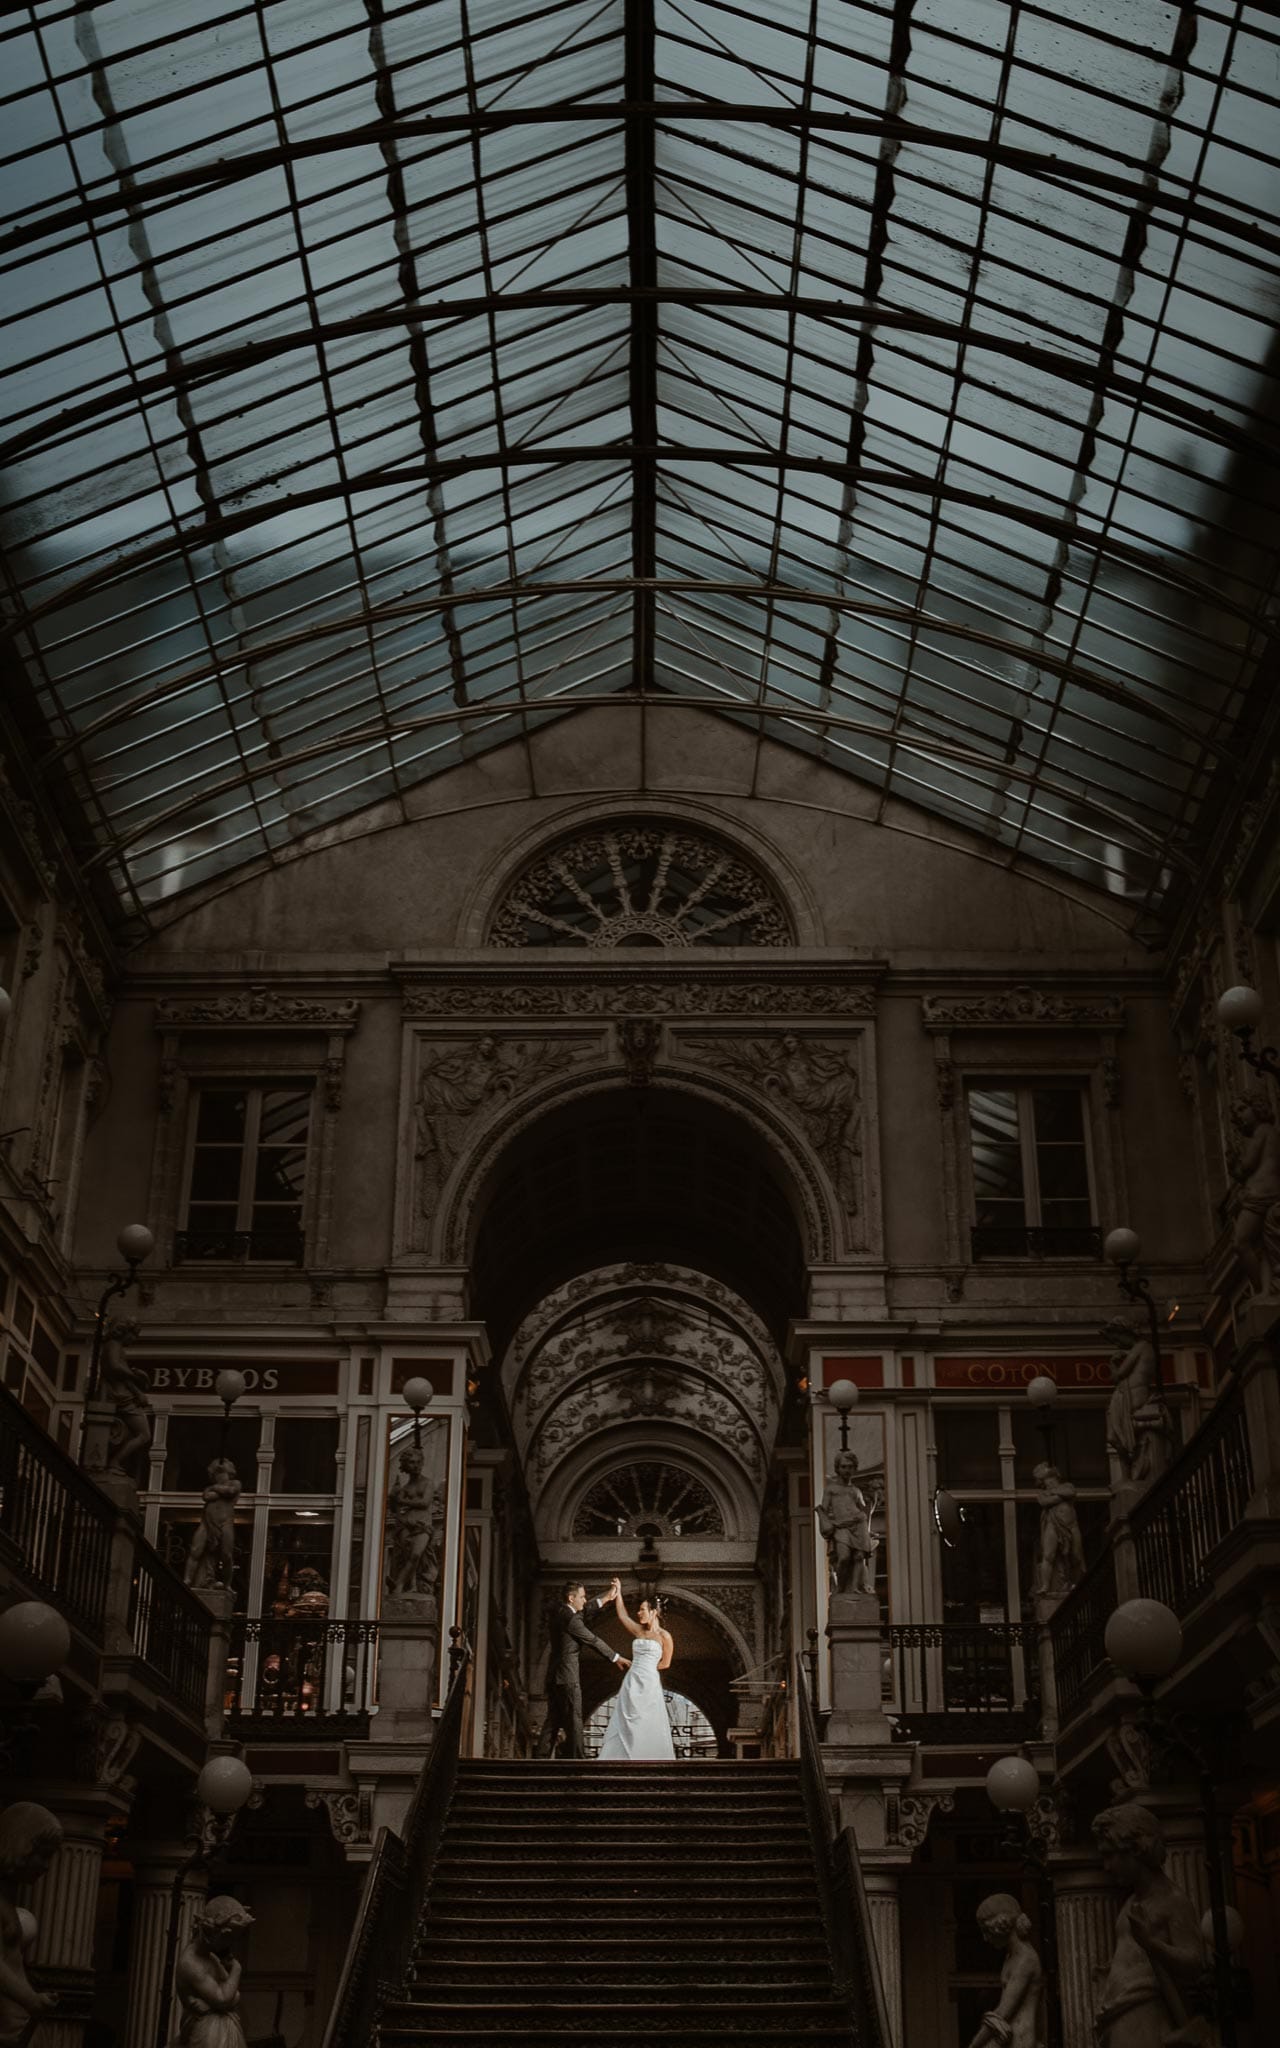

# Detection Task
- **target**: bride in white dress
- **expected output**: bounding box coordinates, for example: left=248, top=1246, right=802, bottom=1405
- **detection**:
left=598, top=1594, right=675, bottom=1760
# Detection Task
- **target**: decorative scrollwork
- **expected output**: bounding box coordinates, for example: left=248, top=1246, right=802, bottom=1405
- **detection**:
left=572, top=1463, right=725, bottom=1539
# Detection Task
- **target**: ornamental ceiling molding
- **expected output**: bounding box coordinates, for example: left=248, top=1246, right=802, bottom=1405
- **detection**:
left=920, top=987, right=1126, bottom=1031
left=154, top=986, right=361, bottom=1031
left=511, top=1290, right=779, bottom=1436
left=523, top=1360, right=767, bottom=1496
left=505, top=1261, right=780, bottom=1394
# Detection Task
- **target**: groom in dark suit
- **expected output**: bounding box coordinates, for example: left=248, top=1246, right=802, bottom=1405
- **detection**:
left=535, top=1577, right=630, bottom=1759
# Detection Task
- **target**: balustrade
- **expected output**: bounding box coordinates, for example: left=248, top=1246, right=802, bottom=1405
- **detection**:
left=884, top=1622, right=1041, bottom=1742
left=225, top=1616, right=379, bottom=1725
left=1049, top=1546, right=1117, bottom=1727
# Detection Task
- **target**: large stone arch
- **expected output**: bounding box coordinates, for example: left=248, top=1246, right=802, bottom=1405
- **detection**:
left=435, top=1067, right=842, bottom=1334
left=534, top=1422, right=760, bottom=1544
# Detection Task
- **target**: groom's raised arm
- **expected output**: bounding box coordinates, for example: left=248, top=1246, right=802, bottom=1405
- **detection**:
left=566, top=1610, right=624, bottom=1665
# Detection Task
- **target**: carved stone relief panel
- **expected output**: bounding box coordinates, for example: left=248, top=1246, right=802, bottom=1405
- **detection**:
left=674, top=1032, right=863, bottom=1217
left=403, top=1030, right=603, bottom=1248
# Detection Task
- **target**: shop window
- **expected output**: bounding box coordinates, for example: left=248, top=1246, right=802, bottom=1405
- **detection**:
left=162, top=1413, right=262, bottom=1492
left=265, top=1509, right=334, bottom=1617
left=177, top=1084, right=310, bottom=1263
left=968, top=1083, right=1097, bottom=1257
left=1010, top=1406, right=1108, bottom=1486
left=271, top=1416, right=340, bottom=1494
left=936, top=1410, right=1001, bottom=1490
left=940, top=1500, right=1009, bottom=1622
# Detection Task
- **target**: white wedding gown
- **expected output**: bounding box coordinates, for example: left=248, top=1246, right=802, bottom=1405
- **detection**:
left=598, top=1636, right=675, bottom=1759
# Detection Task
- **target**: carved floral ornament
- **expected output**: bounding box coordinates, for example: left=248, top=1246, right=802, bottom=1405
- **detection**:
left=398, top=973, right=878, bottom=1018
left=920, top=987, right=1125, bottom=1031
left=487, top=819, right=794, bottom=947
left=155, top=988, right=361, bottom=1030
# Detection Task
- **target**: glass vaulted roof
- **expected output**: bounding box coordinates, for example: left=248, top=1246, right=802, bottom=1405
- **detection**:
left=2, top=1, right=1279, bottom=929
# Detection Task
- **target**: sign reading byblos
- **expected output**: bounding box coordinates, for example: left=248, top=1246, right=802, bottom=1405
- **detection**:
left=145, top=1360, right=340, bottom=1394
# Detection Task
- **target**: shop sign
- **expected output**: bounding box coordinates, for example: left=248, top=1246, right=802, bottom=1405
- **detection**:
left=146, top=1360, right=340, bottom=1394
left=932, top=1353, right=1171, bottom=1389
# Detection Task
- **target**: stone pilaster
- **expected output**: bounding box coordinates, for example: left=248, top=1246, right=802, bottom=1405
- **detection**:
left=1052, top=1857, right=1115, bottom=2048
left=862, top=1866, right=902, bottom=2048
left=122, top=1855, right=208, bottom=2048
left=25, top=1797, right=115, bottom=2048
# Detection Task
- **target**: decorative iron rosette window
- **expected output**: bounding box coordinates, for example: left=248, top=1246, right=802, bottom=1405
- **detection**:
left=488, top=818, right=793, bottom=947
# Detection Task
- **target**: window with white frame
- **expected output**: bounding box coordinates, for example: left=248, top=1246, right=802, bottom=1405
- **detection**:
left=178, top=1082, right=311, bottom=1263
left=967, top=1082, right=1096, bottom=1256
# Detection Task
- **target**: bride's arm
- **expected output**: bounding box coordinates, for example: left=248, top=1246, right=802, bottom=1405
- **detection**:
left=657, top=1627, right=674, bottom=1672
left=614, top=1591, right=642, bottom=1640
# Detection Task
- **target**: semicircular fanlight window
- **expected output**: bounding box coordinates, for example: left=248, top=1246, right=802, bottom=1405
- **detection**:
left=489, top=821, right=792, bottom=947
left=572, top=1462, right=725, bottom=1539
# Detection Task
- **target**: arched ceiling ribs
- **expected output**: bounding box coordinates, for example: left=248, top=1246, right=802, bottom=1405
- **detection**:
left=5, top=450, right=1254, bottom=645
left=74, top=690, right=1202, bottom=877
left=39, top=580, right=1229, bottom=772
left=6, top=107, right=1277, bottom=262
left=5, top=295, right=1272, bottom=474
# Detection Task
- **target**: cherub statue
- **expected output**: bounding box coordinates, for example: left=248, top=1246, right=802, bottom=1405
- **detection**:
left=1092, top=1802, right=1213, bottom=2047
left=1033, top=1462, right=1085, bottom=1601
left=170, top=1894, right=254, bottom=2048
left=966, top=1892, right=1043, bottom=2048
left=384, top=1444, right=444, bottom=1602
left=99, top=1316, right=153, bottom=1480
left=1101, top=1317, right=1169, bottom=1488
left=1226, top=1091, right=1280, bottom=1297
left=184, top=1457, right=241, bottom=1589
left=816, top=1449, right=881, bottom=1597
left=0, top=1802, right=62, bottom=2047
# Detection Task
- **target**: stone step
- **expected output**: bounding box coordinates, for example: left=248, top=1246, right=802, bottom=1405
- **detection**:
left=434, top=1853, right=813, bottom=1875
left=407, top=1976, right=834, bottom=1999
left=419, top=1914, right=828, bottom=1943
left=411, top=1933, right=827, bottom=1966
left=380, top=2000, right=852, bottom=2036
left=381, top=2031, right=853, bottom=2047
left=427, top=1886, right=824, bottom=1910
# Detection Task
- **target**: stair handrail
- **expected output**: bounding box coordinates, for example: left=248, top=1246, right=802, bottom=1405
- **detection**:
left=322, top=1645, right=472, bottom=2048
left=795, top=1653, right=893, bottom=2048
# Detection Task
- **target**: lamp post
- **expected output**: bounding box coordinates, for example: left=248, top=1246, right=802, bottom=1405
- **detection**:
left=985, top=1755, right=1062, bottom=2048
left=402, top=1377, right=434, bottom=1448
left=85, top=1223, right=155, bottom=1401
left=1026, top=1373, right=1059, bottom=1467
left=1103, top=1226, right=1163, bottom=1361
left=213, top=1370, right=246, bottom=1459
left=1104, top=1597, right=1239, bottom=2048
left=827, top=1377, right=859, bottom=1451
left=155, top=1755, right=254, bottom=2048
left=1217, top=985, right=1279, bottom=1080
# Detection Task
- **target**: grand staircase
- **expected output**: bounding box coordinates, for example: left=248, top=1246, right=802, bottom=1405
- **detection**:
left=375, top=1757, right=859, bottom=2045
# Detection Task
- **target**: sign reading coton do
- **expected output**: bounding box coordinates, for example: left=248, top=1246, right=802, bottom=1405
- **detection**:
left=934, top=1355, right=1122, bottom=1389
left=145, top=1359, right=340, bottom=1394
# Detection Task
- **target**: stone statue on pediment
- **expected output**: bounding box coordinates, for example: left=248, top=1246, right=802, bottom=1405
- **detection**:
left=1227, top=1090, right=1280, bottom=1297
left=966, top=1892, right=1043, bottom=2048
left=1092, top=1803, right=1215, bottom=2047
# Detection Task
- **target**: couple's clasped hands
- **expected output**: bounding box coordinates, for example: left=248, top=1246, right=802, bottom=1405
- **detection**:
left=605, top=1577, right=631, bottom=1668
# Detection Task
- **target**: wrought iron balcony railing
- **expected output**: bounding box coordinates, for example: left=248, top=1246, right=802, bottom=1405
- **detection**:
left=1128, top=1376, right=1254, bottom=1616
left=1048, top=1546, right=1118, bottom=1726
left=129, top=1550, right=214, bottom=1718
left=884, top=1622, right=1042, bottom=1743
left=0, top=1383, right=114, bottom=1634
left=970, top=1224, right=1104, bottom=1260
left=225, top=1616, right=380, bottom=1728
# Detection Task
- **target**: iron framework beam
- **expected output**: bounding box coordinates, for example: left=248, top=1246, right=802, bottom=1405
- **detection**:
left=626, top=0, right=658, bottom=691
